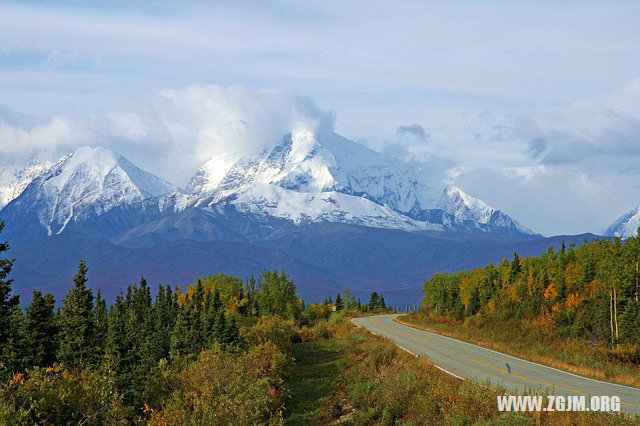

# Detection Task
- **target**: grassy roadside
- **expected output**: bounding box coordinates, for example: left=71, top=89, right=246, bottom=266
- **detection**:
left=397, top=313, right=640, bottom=389
left=286, top=338, right=344, bottom=424
left=286, top=314, right=635, bottom=425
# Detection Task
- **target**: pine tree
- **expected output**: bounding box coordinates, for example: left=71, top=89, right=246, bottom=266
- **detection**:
left=124, top=277, right=156, bottom=407
left=24, top=290, right=58, bottom=368
left=378, top=295, right=386, bottom=310
left=188, top=281, right=204, bottom=353
left=2, top=304, right=25, bottom=376
left=105, top=292, right=128, bottom=392
left=204, top=289, right=222, bottom=345
left=335, top=293, right=343, bottom=311
left=92, top=290, right=108, bottom=359
left=58, top=260, right=95, bottom=368
left=0, top=221, right=20, bottom=377
left=223, top=316, right=240, bottom=348
left=170, top=300, right=194, bottom=360
left=368, top=292, right=379, bottom=311
left=152, top=285, right=173, bottom=360
left=509, top=252, right=521, bottom=284
left=213, top=309, right=227, bottom=346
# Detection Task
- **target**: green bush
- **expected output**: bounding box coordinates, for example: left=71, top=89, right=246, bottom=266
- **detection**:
left=151, top=342, right=291, bottom=425
left=0, top=364, right=133, bottom=424
left=241, top=315, right=296, bottom=355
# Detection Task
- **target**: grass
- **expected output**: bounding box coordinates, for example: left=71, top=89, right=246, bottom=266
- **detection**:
left=285, top=339, right=345, bottom=425
left=397, top=313, right=640, bottom=389
left=285, top=314, right=637, bottom=425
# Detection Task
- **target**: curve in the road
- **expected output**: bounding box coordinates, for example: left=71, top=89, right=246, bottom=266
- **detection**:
left=352, top=314, right=640, bottom=415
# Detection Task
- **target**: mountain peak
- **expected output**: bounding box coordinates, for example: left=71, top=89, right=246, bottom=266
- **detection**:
left=185, top=132, right=535, bottom=236
left=2, top=145, right=180, bottom=236
left=604, top=206, right=640, bottom=239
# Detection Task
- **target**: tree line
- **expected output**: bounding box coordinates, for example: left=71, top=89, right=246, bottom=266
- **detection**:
left=422, top=234, right=640, bottom=353
left=0, top=220, right=390, bottom=422
left=325, top=289, right=387, bottom=312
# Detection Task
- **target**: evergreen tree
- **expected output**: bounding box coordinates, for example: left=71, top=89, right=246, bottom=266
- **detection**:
left=58, top=260, right=95, bottom=368
left=378, top=295, right=386, bottom=310
left=509, top=252, right=521, bottom=284
left=152, top=285, right=174, bottom=360
left=0, top=221, right=20, bottom=377
left=170, top=299, right=195, bottom=360
left=204, top=289, right=222, bottom=345
left=368, top=292, right=380, bottom=311
left=105, top=292, right=128, bottom=393
left=335, top=293, right=343, bottom=311
left=2, top=304, right=25, bottom=376
left=106, top=292, right=127, bottom=361
left=582, top=255, right=597, bottom=284
left=24, top=290, right=58, bottom=368
left=223, top=316, right=240, bottom=348
left=213, top=309, right=226, bottom=346
left=124, top=277, right=156, bottom=407
left=92, top=290, right=108, bottom=359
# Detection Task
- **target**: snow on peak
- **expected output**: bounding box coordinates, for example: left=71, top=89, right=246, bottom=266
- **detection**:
left=8, top=146, right=180, bottom=235
left=0, top=160, right=52, bottom=210
left=438, top=186, right=534, bottom=234
left=187, top=131, right=534, bottom=235
left=186, top=152, right=240, bottom=194
left=604, top=207, right=640, bottom=239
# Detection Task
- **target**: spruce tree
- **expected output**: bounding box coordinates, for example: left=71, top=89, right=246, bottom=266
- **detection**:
left=58, top=260, right=95, bottom=368
left=153, top=285, right=177, bottom=360
left=170, top=299, right=194, bottom=360
left=204, top=289, right=222, bottom=345
left=125, top=277, right=157, bottom=408
left=0, top=221, right=20, bottom=376
left=335, top=293, right=343, bottom=310
left=92, top=290, right=108, bottom=359
left=368, top=292, right=379, bottom=311
left=24, top=290, right=58, bottom=368
left=2, top=304, right=25, bottom=376
left=223, top=316, right=240, bottom=348
left=105, top=292, right=127, bottom=392
left=378, top=295, right=386, bottom=310
left=509, top=252, right=521, bottom=284
left=213, top=309, right=227, bottom=346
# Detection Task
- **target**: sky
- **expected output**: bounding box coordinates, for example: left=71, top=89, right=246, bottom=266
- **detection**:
left=1, top=0, right=639, bottom=236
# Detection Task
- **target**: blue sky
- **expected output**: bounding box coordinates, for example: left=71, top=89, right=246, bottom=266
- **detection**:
left=1, top=0, right=639, bottom=235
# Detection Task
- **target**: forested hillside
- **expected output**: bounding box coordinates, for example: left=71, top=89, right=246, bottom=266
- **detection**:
left=418, top=232, right=640, bottom=380
left=0, top=220, right=391, bottom=423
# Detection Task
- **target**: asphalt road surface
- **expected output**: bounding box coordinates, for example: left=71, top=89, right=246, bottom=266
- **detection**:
left=352, top=314, right=640, bottom=415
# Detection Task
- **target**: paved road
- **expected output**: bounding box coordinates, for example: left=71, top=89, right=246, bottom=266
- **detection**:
left=352, top=314, right=640, bottom=415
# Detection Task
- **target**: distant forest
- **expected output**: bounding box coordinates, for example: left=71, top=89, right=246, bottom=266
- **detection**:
left=422, top=233, right=640, bottom=355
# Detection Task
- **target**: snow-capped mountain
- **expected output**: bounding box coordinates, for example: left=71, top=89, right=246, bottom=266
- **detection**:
left=1, top=146, right=180, bottom=236
left=0, top=160, right=52, bottom=209
left=0, top=131, right=535, bottom=242
left=604, top=207, right=640, bottom=239
left=187, top=131, right=534, bottom=235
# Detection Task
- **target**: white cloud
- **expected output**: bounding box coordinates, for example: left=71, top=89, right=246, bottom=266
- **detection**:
left=1, top=74, right=639, bottom=236
left=0, top=85, right=335, bottom=187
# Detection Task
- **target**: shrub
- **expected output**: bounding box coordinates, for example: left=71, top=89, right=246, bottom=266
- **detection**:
left=151, top=342, right=292, bottom=425
left=0, top=364, right=133, bottom=424
left=241, top=315, right=296, bottom=355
